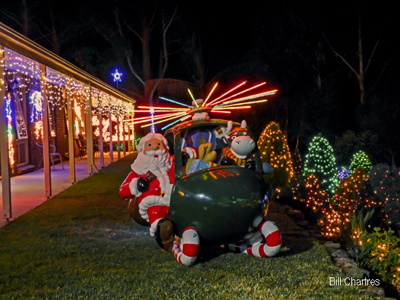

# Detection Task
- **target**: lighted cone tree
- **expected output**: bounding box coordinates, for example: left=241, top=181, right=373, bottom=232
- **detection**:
left=258, top=122, right=294, bottom=195
left=349, top=150, right=373, bottom=175
left=304, top=134, right=339, bottom=196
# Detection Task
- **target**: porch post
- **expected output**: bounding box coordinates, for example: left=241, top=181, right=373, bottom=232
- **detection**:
left=127, top=115, right=131, bottom=154
left=0, top=45, right=12, bottom=220
left=40, top=64, right=51, bottom=198
left=117, top=115, right=120, bottom=160
left=131, top=108, right=135, bottom=151
left=66, top=80, right=76, bottom=183
left=122, top=115, right=126, bottom=157
left=99, top=113, right=104, bottom=168
left=109, top=111, right=113, bottom=163
left=85, top=83, right=98, bottom=174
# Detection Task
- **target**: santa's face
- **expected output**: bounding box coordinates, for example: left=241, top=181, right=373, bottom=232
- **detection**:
left=132, top=137, right=171, bottom=174
left=143, top=137, right=167, bottom=157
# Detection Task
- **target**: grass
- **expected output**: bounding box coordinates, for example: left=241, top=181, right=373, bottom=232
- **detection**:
left=0, top=154, right=377, bottom=299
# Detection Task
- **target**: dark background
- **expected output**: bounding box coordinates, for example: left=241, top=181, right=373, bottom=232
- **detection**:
left=1, top=0, right=398, bottom=165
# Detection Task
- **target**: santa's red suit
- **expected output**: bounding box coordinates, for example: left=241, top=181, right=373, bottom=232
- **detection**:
left=120, top=155, right=175, bottom=237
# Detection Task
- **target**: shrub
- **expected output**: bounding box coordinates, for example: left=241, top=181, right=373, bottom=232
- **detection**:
left=359, top=228, right=400, bottom=284
left=333, top=168, right=369, bottom=224
left=318, top=203, right=341, bottom=240
left=341, top=209, right=375, bottom=246
left=369, top=164, right=400, bottom=231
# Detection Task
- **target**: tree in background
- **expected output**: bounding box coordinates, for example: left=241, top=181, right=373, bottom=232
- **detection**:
left=304, top=134, right=339, bottom=196
left=258, top=122, right=294, bottom=197
left=334, top=130, right=378, bottom=165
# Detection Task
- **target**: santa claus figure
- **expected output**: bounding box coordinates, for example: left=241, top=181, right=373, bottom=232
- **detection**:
left=119, top=133, right=175, bottom=249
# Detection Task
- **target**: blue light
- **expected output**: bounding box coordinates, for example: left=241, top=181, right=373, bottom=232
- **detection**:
left=111, top=69, right=123, bottom=83
left=29, top=91, right=43, bottom=123
left=338, top=167, right=350, bottom=181
left=150, top=107, right=155, bottom=133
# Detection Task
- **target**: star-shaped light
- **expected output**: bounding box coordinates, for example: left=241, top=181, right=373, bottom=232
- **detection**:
left=111, top=69, right=123, bottom=82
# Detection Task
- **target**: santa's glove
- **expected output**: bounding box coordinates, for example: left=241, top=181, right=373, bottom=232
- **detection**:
left=221, top=156, right=234, bottom=166
left=137, top=177, right=150, bottom=192
left=245, top=160, right=256, bottom=170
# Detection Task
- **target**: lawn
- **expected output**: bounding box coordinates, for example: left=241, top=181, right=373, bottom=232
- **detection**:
left=0, top=154, right=377, bottom=299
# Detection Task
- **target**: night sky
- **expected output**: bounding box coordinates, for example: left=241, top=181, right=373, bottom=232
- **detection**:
left=1, top=0, right=398, bottom=162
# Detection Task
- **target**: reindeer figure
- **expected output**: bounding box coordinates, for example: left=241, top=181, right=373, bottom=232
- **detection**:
left=215, top=120, right=256, bottom=168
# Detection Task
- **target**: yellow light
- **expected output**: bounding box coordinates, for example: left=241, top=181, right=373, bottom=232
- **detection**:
left=210, top=110, right=231, bottom=114
left=213, top=105, right=251, bottom=110
left=218, top=90, right=277, bottom=107
left=203, top=82, right=218, bottom=107
left=207, top=81, right=247, bottom=106
left=211, top=82, right=268, bottom=106
left=140, top=112, right=187, bottom=128
left=137, top=106, right=187, bottom=111
left=187, top=89, right=198, bottom=107
left=217, top=99, right=268, bottom=108
left=134, top=111, right=186, bottom=124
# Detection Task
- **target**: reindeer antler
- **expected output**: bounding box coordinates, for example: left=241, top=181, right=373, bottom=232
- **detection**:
left=215, top=120, right=233, bottom=139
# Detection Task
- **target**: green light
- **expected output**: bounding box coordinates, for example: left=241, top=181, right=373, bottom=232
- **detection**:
left=304, top=134, right=339, bottom=196
left=349, top=150, right=372, bottom=175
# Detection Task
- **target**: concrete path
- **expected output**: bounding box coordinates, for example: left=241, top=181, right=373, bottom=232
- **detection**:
left=0, top=151, right=136, bottom=228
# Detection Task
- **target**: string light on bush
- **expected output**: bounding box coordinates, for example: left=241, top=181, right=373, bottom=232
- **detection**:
left=257, top=121, right=294, bottom=193
left=304, top=174, right=329, bottom=212
left=318, top=204, right=342, bottom=239
left=334, top=168, right=370, bottom=216
left=349, top=150, right=373, bottom=175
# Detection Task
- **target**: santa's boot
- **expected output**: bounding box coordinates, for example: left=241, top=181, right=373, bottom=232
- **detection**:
left=154, top=218, right=175, bottom=253
left=171, top=227, right=199, bottom=266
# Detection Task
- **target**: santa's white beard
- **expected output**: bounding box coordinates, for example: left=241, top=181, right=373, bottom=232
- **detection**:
left=131, top=149, right=172, bottom=193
